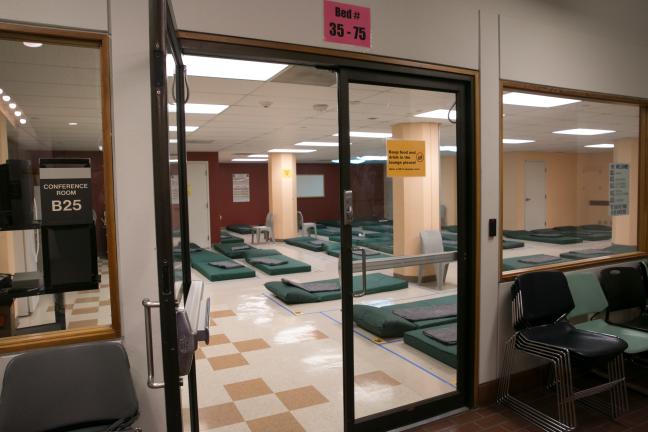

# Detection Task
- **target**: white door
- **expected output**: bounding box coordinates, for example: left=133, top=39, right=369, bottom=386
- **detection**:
left=187, top=161, right=211, bottom=248
left=524, top=160, right=547, bottom=230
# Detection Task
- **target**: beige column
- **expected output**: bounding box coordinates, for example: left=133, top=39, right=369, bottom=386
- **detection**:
left=0, top=116, right=16, bottom=274
left=611, top=138, right=639, bottom=246
left=391, top=122, right=441, bottom=279
left=268, top=153, right=298, bottom=240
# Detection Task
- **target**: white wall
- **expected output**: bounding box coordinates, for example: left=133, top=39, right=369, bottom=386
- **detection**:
left=0, top=0, right=108, bottom=32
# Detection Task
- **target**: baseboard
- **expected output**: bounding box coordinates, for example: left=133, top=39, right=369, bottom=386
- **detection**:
left=477, top=365, right=547, bottom=406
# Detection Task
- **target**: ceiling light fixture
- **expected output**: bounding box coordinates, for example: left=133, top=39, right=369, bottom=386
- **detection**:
left=553, top=128, right=615, bottom=136
left=248, top=154, right=268, bottom=158
left=232, top=158, right=268, bottom=162
left=169, top=125, right=199, bottom=132
left=0, top=89, right=3, bottom=95
left=8, top=102, right=16, bottom=109
left=331, top=158, right=366, bottom=164
left=168, top=103, right=229, bottom=115
left=359, top=155, right=387, bottom=161
left=169, top=139, right=178, bottom=144
left=268, top=148, right=317, bottom=153
left=2, top=95, right=10, bottom=102
left=167, top=55, right=288, bottom=81
left=585, top=143, right=615, bottom=149
left=333, top=131, right=392, bottom=139
left=14, top=111, right=21, bottom=117
left=415, top=109, right=457, bottom=121
left=19, top=118, right=26, bottom=125
left=23, top=42, right=43, bottom=48
left=68, top=122, right=78, bottom=126
left=295, top=141, right=339, bottom=147
left=503, top=92, right=580, bottom=107
left=503, top=138, right=535, bottom=144
left=440, top=146, right=458, bottom=152
left=98, top=145, right=103, bottom=151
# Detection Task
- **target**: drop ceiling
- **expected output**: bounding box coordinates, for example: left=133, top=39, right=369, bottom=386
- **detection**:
left=0, top=42, right=638, bottom=161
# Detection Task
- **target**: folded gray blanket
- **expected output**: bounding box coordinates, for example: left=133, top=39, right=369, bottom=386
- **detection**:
left=423, top=326, right=457, bottom=345
left=281, top=278, right=339, bottom=293
left=208, top=261, right=243, bottom=269
left=231, top=245, right=251, bottom=251
left=250, top=257, right=288, bottom=266
left=392, top=303, right=457, bottom=321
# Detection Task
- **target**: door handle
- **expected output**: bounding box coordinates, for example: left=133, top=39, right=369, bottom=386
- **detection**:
left=343, top=190, right=354, bottom=226
left=142, top=299, right=165, bottom=389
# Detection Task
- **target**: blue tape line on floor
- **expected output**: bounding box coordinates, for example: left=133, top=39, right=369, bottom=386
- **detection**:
left=263, top=293, right=297, bottom=316
left=319, top=311, right=456, bottom=389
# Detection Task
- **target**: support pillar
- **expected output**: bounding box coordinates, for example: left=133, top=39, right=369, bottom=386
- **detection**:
left=612, top=138, right=638, bottom=246
left=391, top=122, right=441, bottom=279
left=0, top=116, right=16, bottom=274
left=268, top=153, right=298, bottom=240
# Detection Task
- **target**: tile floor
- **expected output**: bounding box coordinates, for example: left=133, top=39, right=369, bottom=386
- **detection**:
left=181, top=232, right=460, bottom=431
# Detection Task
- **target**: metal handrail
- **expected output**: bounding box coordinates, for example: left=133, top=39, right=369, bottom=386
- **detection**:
left=352, top=248, right=368, bottom=297
left=350, top=251, right=457, bottom=273
left=142, top=298, right=165, bottom=389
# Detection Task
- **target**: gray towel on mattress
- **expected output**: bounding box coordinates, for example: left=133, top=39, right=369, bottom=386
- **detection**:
left=249, top=257, right=288, bottom=266
left=423, top=326, right=457, bottom=345
left=309, top=240, right=325, bottom=246
left=282, top=278, right=339, bottom=293
left=231, top=245, right=251, bottom=251
left=392, top=303, right=457, bottom=321
left=353, top=249, right=380, bottom=257
left=519, top=255, right=562, bottom=264
left=208, top=261, right=243, bottom=269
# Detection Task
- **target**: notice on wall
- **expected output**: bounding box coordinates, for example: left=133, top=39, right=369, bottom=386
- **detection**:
left=232, top=173, right=250, bottom=203
left=323, top=0, right=371, bottom=48
left=609, top=163, right=629, bottom=216
left=39, top=158, right=93, bottom=226
left=386, top=140, right=426, bottom=177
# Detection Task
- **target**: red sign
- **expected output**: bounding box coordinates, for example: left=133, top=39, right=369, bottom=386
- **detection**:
left=323, top=0, right=371, bottom=48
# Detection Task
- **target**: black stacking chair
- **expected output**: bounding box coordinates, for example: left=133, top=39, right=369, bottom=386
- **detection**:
left=0, top=342, right=139, bottom=432
left=498, top=271, right=629, bottom=431
left=600, top=266, right=648, bottom=331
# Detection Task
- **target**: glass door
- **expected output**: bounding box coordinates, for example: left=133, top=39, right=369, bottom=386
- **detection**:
left=337, top=68, right=476, bottom=431
left=149, top=1, right=199, bottom=430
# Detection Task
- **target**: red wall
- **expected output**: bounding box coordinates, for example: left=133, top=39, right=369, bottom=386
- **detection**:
left=296, top=164, right=340, bottom=222
left=187, top=152, right=221, bottom=243
left=350, top=164, right=385, bottom=219
left=215, top=163, right=269, bottom=227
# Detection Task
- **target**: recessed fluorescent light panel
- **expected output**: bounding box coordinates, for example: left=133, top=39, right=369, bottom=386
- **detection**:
left=585, top=143, right=615, bottom=149
left=23, top=42, right=43, bottom=48
left=440, top=146, right=457, bottom=152
left=168, top=103, right=229, bottom=115
left=553, top=128, right=615, bottom=136
left=167, top=55, right=288, bottom=81
left=415, top=109, right=457, bottom=121
left=331, top=158, right=365, bottom=164
left=19, top=118, right=26, bottom=125
left=248, top=154, right=268, bottom=158
left=359, top=155, right=387, bottom=161
left=333, top=132, right=392, bottom=139
left=503, top=139, right=535, bottom=144
left=232, top=158, right=268, bottom=162
left=268, top=149, right=317, bottom=153
left=68, top=122, right=78, bottom=126
left=503, top=92, right=580, bottom=107
left=169, top=125, right=199, bottom=132
left=295, top=141, right=339, bottom=147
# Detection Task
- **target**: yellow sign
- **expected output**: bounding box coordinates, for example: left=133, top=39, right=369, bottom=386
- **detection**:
left=386, top=139, right=426, bottom=177
left=282, top=169, right=292, bottom=178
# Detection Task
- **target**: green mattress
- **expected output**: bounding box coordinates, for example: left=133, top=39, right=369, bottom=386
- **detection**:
left=226, top=224, right=255, bottom=234
left=219, top=232, right=245, bottom=244
left=404, top=326, right=457, bottom=368
left=443, top=225, right=458, bottom=233
left=503, top=230, right=583, bottom=244
left=560, top=244, right=637, bottom=260
left=353, top=295, right=458, bottom=338
left=265, top=273, right=408, bottom=304
left=317, top=220, right=340, bottom=228
left=284, top=236, right=336, bottom=252
left=533, top=228, right=611, bottom=241
left=502, top=254, right=570, bottom=271
left=244, top=249, right=311, bottom=275
left=361, top=224, right=393, bottom=233
left=360, top=241, right=393, bottom=254
left=503, top=240, right=525, bottom=249
left=189, top=249, right=255, bottom=281
left=213, top=242, right=256, bottom=258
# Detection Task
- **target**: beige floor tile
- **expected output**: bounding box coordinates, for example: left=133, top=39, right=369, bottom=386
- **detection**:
left=235, top=394, right=287, bottom=421
left=247, top=412, right=305, bottom=432
left=195, top=349, right=206, bottom=360
left=225, top=378, right=273, bottom=401
left=74, top=297, right=100, bottom=304
left=99, top=300, right=111, bottom=306
left=354, top=371, right=401, bottom=388
left=46, top=304, right=73, bottom=312
left=200, top=333, right=230, bottom=346
left=67, top=319, right=99, bottom=329
left=276, top=385, right=329, bottom=411
left=211, top=309, right=236, bottom=318
left=71, top=306, right=100, bottom=315
left=198, top=402, right=245, bottom=429
left=233, top=338, right=270, bottom=353
left=208, top=353, right=249, bottom=371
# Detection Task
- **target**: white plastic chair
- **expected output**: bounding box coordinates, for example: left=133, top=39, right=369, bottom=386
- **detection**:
left=253, top=212, right=274, bottom=243
left=298, top=211, right=317, bottom=237
left=418, top=229, right=448, bottom=289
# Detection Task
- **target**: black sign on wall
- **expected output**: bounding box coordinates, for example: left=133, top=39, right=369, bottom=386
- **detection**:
left=39, top=159, right=93, bottom=226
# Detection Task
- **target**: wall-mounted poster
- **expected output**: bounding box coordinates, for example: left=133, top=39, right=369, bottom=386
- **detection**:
left=232, top=173, right=250, bottom=203
left=609, top=163, right=629, bottom=216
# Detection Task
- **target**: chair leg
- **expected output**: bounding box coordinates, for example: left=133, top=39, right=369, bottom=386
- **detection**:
left=435, top=263, right=444, bottom=290
left=607, top=354, right=629, bottom=418
left=417, top=265, right=423, bottom=285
